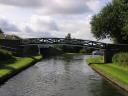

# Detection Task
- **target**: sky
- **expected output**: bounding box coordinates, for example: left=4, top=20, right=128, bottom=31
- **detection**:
left=0, top=0, right=112, bottom=43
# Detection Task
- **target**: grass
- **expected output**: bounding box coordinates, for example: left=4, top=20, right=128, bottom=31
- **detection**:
left=91, top=64, right=128, bottom=85
left=86, top=56, right=104, bottom=64
left=86, top=56, right=128, bottom=85
left=0, top=55, right=42, bottom=78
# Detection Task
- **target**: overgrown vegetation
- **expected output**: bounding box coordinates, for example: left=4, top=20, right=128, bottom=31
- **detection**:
left=0, top=33, right=21, bottom=40
left=79, top=48, right=95, bottom=54
left=79, top=49, right=86, bottom=53
left=0, top=29, right=3, bottom=33
left=0, top=28, right=21, bottom=40
left=86, top=56, right=104, bottom=64
left=112, top=52, right=128, bottom=66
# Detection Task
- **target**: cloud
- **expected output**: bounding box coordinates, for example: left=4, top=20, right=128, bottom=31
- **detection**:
left=0, top=18, right=20, bottom=32
left=0, top=0, right=43, bottom=8
left=15, top=15, right=58, bottom=38
left=0, top=0, right=101, bottom=14
left=86, top=0, right=101, bottom=12
left=29, top=15, right=59, bottom=32
left=38, top=0, right=90, bottom=14
left=38, top=0, right=102, bottom=15
left=23, top=26, right=53, bottom=38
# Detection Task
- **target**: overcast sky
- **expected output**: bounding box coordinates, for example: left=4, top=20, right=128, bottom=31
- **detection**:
left=0, top=0, right=112, bottom=43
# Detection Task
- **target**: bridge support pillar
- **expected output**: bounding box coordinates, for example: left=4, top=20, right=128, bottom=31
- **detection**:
left=104, top=49, right=115, bottom=63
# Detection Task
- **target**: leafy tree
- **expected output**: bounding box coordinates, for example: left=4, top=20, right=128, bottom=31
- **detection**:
left=91, top=0, right=128, bottom=44
left=65, top=33, right=71, bottom=39
left=0, top=28, right=3, bottom=33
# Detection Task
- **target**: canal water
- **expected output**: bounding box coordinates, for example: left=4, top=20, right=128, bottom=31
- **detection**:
left=0, top=55, right=127, bottom=96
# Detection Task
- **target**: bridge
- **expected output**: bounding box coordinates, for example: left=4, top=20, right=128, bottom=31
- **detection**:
left=21, top=38, right=106, bottom=48
left=0, top=38, right=128, bottom=63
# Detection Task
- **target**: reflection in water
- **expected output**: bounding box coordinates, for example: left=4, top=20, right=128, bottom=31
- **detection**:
left=0, top=55, right=127, bottom=96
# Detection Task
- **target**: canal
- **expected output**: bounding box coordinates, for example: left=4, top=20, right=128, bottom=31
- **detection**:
left=0, top=55, right=127, bottom=96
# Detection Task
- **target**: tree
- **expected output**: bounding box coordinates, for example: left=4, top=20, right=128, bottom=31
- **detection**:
left=0, top=28, right=3, bottom=33
left=91, top=0, right=128, bottom=44
left=65, top=33, right=71, bottom=39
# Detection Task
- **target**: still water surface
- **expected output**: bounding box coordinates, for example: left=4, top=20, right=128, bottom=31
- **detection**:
left=0, top=55, right=127, bottom=96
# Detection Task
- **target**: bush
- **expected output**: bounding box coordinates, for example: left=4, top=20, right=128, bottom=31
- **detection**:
left=0, top=49, right=15, bottom=61
left=112, top=52, right=128, bottom=65
left=86, top=56, right=104, bottom=64
left=79, top=49, right=86, bottom=53
left=79, top=48, right=95, bottom=54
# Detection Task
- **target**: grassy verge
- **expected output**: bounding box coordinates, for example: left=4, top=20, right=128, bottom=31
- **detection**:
left=0, top=55, right=42, bottom=83
left=86, top=56, right=128, bottom=91
left=86, top=56, right=104, bottom=64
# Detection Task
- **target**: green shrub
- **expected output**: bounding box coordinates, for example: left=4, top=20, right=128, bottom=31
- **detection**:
left=112, top=52, right=128, bottom=65
left=0, top=49, right=15, bottom=61
left=86, top=56, right=104, bottom=64
left=79, top=49, right=86, bottom=53
left=79, top=48, right=95, bottom=54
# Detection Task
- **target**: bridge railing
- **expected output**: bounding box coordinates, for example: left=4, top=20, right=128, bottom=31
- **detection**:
left=20, top=38, right=107, bottom=49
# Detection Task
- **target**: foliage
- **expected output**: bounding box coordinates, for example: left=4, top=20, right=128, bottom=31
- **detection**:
left=0, top=34, right=21, bottom=40
left=65, top=33, right=71, bottom=39
left=0, top=49, right=15, bottom=61
left=79, top=49, right=86, bottom=53
left=112, top=52, right=128, bottom=65
left=86, top=56, right=104, bottom=64
left=91, top=0, right=128, bottom=44
left=0, top=29, right=3, bottom=33
left=3, top=34, right=21, bottom=40
left=80, top=48, right=95, bottom=54
left=0, top=28, right=21, bottom=40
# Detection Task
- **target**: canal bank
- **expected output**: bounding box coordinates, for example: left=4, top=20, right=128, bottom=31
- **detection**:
left=0, top=55, right=42, bottom=84
left=86, top=56, right=128, bottom=92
